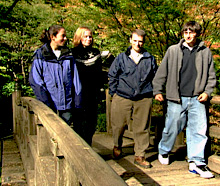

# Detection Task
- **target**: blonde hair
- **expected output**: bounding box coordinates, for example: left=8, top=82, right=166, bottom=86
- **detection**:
left=73, top=27, right=93, bottom=47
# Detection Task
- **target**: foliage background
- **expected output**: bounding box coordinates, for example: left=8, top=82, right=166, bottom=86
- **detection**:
left=0, top=0, right=220, bottom=133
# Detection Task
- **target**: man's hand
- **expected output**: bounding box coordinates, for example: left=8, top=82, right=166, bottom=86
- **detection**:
left=197, top=93, right=208, bottom=102
left=155, top=94, right=164, bottom=102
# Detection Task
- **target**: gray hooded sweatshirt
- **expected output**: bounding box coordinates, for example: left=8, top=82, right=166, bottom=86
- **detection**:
left=153, top=39, right=216, bottom=102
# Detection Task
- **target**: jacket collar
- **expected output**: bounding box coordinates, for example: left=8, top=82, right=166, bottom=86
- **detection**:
left=41, top=43, right=72, bottom=61
left=179, top=39, right=205, bottom=51
left=125, top=46, right=151, bottom=58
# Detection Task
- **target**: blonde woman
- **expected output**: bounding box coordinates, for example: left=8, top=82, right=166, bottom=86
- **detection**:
left=72, top=27, right=104, bottom=145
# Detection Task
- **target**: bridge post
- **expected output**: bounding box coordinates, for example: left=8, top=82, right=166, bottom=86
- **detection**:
left=28, top=110, right=37, bottom=135
left=37, top=123, right=51, bottom=156
left=12, top=78, right=21, bottom=135
left=55, top=157, right=80, bottom=186
left=66, top=162, right=80, bottom=185
left=55, top=156, right=65, bottom=186
left=106, top=89, right=112, bottom=133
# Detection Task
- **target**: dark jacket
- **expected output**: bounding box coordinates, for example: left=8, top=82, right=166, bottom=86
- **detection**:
left=72, top=45, right=103, bottom=105
left=153, top=39, right=216, bottom=102
left=108, top=47, right=157, bottom=100
left=29, top=43, right=81, bottom=110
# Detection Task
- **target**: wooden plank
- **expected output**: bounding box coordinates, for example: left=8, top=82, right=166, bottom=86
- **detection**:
left=209, top=155, right=220, bottom=174
left=106, top=89, right=112, bottom=133
left=15, top=135, right=35, bottom=186
left=210, top=95, right=220, bottom=105
left=1, top=138, right=27, bottom=186
left=55, top=156, right=65, bottom=186
left=27, top=111, right=36, bottom=135
left=92, top=132, right=220, bottom=186
left=27, top=135, right=37, bottom=162
left=35, top=156, right=56, bottom=186
left=37, top=124, right=52, bottom=156
left=209, top=125, right=220, bottom=139
left=64, top=159, right=80, bottom=186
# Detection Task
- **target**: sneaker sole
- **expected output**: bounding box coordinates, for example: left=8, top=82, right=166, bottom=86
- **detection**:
left=159, top=162, right=169, bottom=165
left=189, top=170, right=214, bottom=179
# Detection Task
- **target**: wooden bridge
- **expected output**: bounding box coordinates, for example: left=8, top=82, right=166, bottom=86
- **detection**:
left=1, top=89, right=220, bottom=185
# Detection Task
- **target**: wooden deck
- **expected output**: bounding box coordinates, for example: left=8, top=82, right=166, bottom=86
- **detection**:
left=1, top=136, right=27, bottom=186
left=92, top=132, right=220, bottom=186
left=1, top=132, right=220, bottom=186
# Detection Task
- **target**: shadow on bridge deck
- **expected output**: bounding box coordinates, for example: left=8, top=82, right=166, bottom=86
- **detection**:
left=92, top=132, right=220, bottom=186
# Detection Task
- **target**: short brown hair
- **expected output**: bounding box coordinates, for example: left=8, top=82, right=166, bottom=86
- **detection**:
left=73, top=27, right=93, bottom=47
left=131, top=29, right=146, bottom=37
left=131, top=29, right=146, bottom=41
left=182, top=21, right=202, bottom=37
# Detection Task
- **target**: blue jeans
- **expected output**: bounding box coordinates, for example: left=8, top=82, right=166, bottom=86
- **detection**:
left=159, top=96, right=207, bottom=165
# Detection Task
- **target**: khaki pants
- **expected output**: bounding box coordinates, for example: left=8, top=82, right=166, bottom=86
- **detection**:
left=111, top=94, right=152, bottom=157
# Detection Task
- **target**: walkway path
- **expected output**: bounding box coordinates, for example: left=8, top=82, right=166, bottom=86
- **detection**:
left=92, top=132, right=220, bottom=186
left=1, top=136, right=27, bottom=186
left=1, top=132, right=220, bottom=186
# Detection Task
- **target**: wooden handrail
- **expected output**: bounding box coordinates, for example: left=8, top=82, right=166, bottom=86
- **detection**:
left=210, top=95, right=220, bottom=105
left=12, top=91, right=127, bottom=186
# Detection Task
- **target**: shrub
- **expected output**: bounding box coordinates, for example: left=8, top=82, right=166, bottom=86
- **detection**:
left=96, top=113, right=106, bottom=132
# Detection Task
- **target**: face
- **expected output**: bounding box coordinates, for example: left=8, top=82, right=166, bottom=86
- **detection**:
left=81, top=30, right=93, bottom=47
left=183, top=29, right=197, bottom=47
left=51, top=28, right=67, bottom=48
left=130, top=33, right=144, bottom=53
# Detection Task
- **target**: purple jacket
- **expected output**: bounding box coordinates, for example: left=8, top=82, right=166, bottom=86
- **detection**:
left=29, top=43, right=82, bottom=111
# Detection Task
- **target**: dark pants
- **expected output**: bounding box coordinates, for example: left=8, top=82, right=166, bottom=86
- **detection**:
left=73, top=100, right=98, bottom=146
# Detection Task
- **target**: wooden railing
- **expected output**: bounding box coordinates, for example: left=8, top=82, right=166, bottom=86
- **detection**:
left=208, top=96, right=220, bottom=174
left=12, top=89, right=127, bottom=186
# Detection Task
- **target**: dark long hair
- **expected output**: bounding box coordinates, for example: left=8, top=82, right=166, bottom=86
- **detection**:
left=39, top=25, right=64, bottom=44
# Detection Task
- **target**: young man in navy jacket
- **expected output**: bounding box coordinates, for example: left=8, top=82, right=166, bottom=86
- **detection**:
left=108, top=29, right=157, bottom=168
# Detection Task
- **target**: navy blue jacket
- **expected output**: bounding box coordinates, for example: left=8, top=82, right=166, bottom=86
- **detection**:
left=108, top=47, right=157, bottom=100
left=29, top=43, right=81, bottom=111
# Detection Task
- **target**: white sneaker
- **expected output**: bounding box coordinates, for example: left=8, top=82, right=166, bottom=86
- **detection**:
left=158, top=154, right=169, bottom=165
left=189, top=162, right=214, bottom=178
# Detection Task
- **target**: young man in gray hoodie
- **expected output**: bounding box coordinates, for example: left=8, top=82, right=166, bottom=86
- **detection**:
left=153, top=21, right=216, bottom=178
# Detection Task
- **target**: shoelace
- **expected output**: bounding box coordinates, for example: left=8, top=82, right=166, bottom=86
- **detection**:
left=197, top=165, right=210, bottom=172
